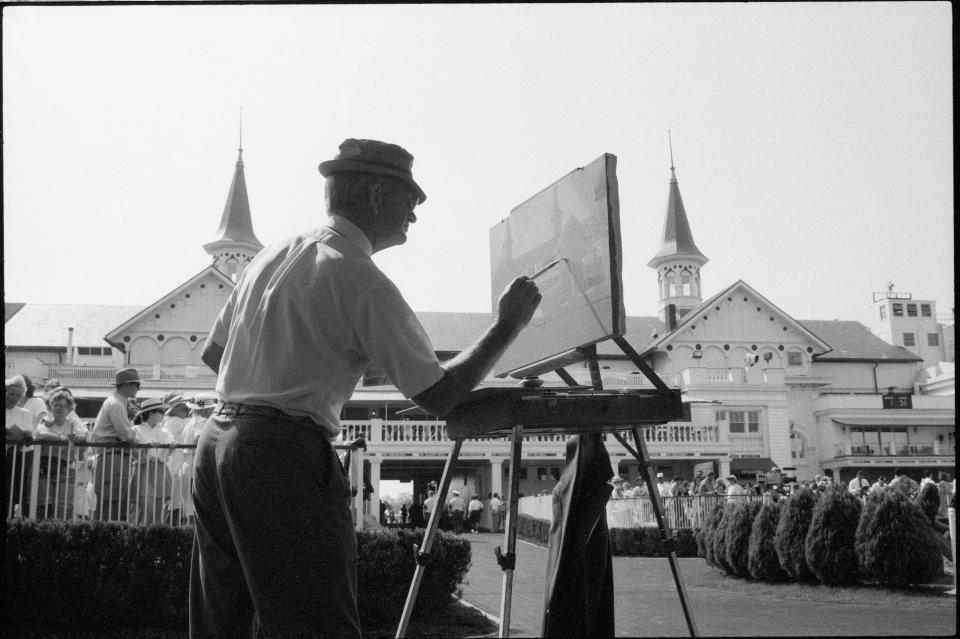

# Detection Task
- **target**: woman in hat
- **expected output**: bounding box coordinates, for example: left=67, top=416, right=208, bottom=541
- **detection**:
left=177, top=392, right=219, bottom=524
left=131, top=397, right=174, bottom=525
left=34, top=387, right=89, bottom=519
left=161, top=393, right=192, bottom=525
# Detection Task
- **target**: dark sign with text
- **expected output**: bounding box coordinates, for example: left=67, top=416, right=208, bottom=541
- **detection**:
left=882, top=393, right=912, bottom=409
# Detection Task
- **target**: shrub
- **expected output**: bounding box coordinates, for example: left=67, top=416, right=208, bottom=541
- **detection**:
left=357, top=527, right=471, bottom=621
left=5, top=519, right=471, bottom=630
left=724, top=500, right=763, bottom=578
left=712, top=502, right=738, bottom=575
left=855, top=491, right=884, bottom=579
left=804, top=486, right=862, bottom=585
left=748, top=501, right=789, bottom=582
left=774, top=488, right=818, bottom=581
left=855, top=490, right=944, bottom=587
left=699, top=502, right=725, bottom=566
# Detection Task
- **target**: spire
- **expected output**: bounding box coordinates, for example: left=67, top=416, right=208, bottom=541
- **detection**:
left=647, top=136, right=707, bottom=268
left=203, top=134, right=264, bottom=280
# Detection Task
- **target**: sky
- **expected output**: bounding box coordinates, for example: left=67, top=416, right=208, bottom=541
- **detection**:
left=3, top=3, right=954, bottom=331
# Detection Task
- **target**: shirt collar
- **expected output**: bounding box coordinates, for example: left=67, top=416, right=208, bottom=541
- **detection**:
left=323, top=214, right=373, bottom=257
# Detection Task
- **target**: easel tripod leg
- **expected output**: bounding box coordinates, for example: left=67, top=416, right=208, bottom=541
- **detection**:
left=395, top=438, right=464, bottom=639
left=630, top=427, right=700, bottom=637
left=497, top=425, right=524, bottom=638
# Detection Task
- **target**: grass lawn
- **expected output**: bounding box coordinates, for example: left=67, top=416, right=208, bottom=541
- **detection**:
left=5, top=600, right=497, bottom=639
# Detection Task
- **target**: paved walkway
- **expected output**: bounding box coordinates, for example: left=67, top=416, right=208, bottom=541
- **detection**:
left=457, top=532, right=956, bottom=637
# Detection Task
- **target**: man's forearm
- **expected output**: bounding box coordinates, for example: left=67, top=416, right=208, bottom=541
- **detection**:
left=412, top=319, right=519, bottom=417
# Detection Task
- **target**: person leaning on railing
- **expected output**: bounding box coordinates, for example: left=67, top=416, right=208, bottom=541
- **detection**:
left=34, top=387, right=89, bottom=519
left=131, top=397, right=174, bottom=525
left=6, top=375, right=37, bottom=518
left=89, top=368, right=142, bottom=522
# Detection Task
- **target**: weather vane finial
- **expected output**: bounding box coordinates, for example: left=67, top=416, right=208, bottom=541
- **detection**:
left=668, top=129, right=675, bottom=170
left=239, top=107, right=243, bottom=159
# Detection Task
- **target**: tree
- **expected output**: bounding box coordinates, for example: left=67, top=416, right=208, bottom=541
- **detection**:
left=712, top=502, right=738, bottom=574
left=698, top=502, right=725, bottom=566
left=805, top=486, right=862, bottom=584
left=774, top=487, right=817, bottom=581
left=856, top=490, right=943, bottom=587
left=748, top=501, right=790, bottom=582
left=725, top=500, right=763, bottom=578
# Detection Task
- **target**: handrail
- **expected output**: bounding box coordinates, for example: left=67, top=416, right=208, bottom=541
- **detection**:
left=4, top=439, right=366, bottom=528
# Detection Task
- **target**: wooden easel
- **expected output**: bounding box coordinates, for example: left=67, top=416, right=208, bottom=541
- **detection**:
left=395, top=336, right=699, bottom=638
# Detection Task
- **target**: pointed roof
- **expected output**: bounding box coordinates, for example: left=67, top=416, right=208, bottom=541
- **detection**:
left=639, top=280, right=832, bottom=355
left=647, top=166, right=708, bottom=267
left=206, top=148, right=263, bottom=250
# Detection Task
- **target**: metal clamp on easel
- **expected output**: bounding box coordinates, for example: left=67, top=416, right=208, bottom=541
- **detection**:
left=412, top=543, right=432, bottom=567
left=494, top=546, right=516, bottom=571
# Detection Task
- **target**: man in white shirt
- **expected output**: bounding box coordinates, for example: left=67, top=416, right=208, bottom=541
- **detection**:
left=448, top=490, right=467, bottom=534
left=847, top=470, right=870, bottom=498
left=489, top=492, right=503, bottom=532
left=725, top=475, right=748, bottom=502
left=656, top=472, right=672, bottom=498
left=192, top=138, right=541, bottom=639
left=90, top=368, right=141, bottom=521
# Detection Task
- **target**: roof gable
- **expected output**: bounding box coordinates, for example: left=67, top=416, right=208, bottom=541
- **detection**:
left=104, top=266, right=236, bottom=347
left=641, top=280, right=832, bottom=355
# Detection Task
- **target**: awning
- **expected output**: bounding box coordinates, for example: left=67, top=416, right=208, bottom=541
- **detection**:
left=832, top=417, right=954, bottom=427
left=729, top=457, right=776, bottom=474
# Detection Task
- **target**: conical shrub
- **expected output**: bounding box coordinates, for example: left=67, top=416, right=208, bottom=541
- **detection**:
left=725, top=500, right=763, bottom=578
left=698, top=502, right=725, bottom=566
left=774, top=487, right=818, bottom=581
left=855, top=491, right=884, bottom=579
left=712, top=502, right=738, bottom=575
left=856, top=490, right=943, bottom=587
left=748, top=501, right=790, bottom=582
left=805, top=486, right=862, bottom=584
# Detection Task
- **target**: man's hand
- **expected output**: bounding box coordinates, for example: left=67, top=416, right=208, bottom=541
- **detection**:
left=495, top=276, right=542, bottom=337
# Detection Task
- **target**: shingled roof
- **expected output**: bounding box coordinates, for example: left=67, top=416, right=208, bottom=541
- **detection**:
left=800, top=320, right=922, bottom=362
left=4, top=304, right=145, bottom=348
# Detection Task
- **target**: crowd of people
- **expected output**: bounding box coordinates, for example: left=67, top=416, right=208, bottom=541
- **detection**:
left=4, top=370, right=218, bottom=525
left=411, top=488, right=504, bottom=535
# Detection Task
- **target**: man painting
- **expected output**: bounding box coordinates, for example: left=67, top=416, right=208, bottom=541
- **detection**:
left=190, top=138, right=540, bottom=638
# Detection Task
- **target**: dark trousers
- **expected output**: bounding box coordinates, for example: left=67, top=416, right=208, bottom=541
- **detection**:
left=451, top=510, right=465, bottom=534
left=189, top=414, right=361, bottom=639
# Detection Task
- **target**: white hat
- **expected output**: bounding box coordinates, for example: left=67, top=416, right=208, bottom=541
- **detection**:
left=656, top=472, right=664, bottom=478
left=451, top=490, right=460, bottom=496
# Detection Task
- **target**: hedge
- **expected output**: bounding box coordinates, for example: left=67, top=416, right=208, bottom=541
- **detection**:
left=711, top=503, right=737, bottom=574
left=724, top=500, right=763, bottom=578
left=804, top=487, right=861, bottom=585
left=747, top=502, right=789, bottom=582
left=515, top=514, right=698, bottom=557
left=774, top=488, right=817, bottom=582
left=855, top=490, right=943, bottom=587
left=697, top=502, right=726, bottom=566
left=5, top=519, right=471, bottom=631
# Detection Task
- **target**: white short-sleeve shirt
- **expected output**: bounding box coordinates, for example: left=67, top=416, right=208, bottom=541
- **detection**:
left=210, top=215, right=444, bottom=438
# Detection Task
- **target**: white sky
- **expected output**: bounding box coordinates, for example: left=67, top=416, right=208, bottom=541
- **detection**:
left=3, top=3, right=954, bottom=330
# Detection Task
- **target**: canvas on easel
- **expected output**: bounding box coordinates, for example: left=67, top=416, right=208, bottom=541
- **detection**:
left=489, top=153, right=625, bottom=378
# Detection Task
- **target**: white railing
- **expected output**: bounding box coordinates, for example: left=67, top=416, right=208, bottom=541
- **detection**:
left=5, top=439, right=366, bottom=530
left=706, top=368, right=746, bottom=384
left=353, top=419, right=723, bottom=448
left=44, top=364, right=218, bottom=384
left=520, top=492, right=764, bottom=530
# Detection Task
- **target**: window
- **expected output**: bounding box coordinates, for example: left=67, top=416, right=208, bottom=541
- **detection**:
left=921, top=304, right=932, bottom=317
left=907, top=304, right=917, bottom=317
left=879, top=306, right=887, bottom=320
left=727, top=410, right=760, bottom=434
left=787, top=351, right=804, bottom=366
left=77, top=347, right=91, bottom=355
left=903, top=332, right=916, bottom=347
left=103, top=347, right=112, bottom=355
left=927, top=333, right=940, bottom=346
left=892, top=303, right=903, bottom=317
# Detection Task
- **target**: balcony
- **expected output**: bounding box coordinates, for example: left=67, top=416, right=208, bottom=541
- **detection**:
left=45, top=364, right=217, bottom=387
left=347, top=419, right=730, bottom=460
left=833, top=441, right=953, bottom=459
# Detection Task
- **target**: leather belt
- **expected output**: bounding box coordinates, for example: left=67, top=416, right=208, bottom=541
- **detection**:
left=216, top=402, right=321, bottom=429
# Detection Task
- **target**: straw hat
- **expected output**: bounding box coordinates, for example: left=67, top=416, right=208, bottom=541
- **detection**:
left=136, top=397, right=168, bottom=418
left=318, top=138, right=427, bottom=204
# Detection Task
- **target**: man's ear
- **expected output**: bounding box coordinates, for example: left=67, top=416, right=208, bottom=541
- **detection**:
left=367, top=181, right=384, bottom=213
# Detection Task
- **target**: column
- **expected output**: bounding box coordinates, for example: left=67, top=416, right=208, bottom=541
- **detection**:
left=490, top=459, right=503, bottom=498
